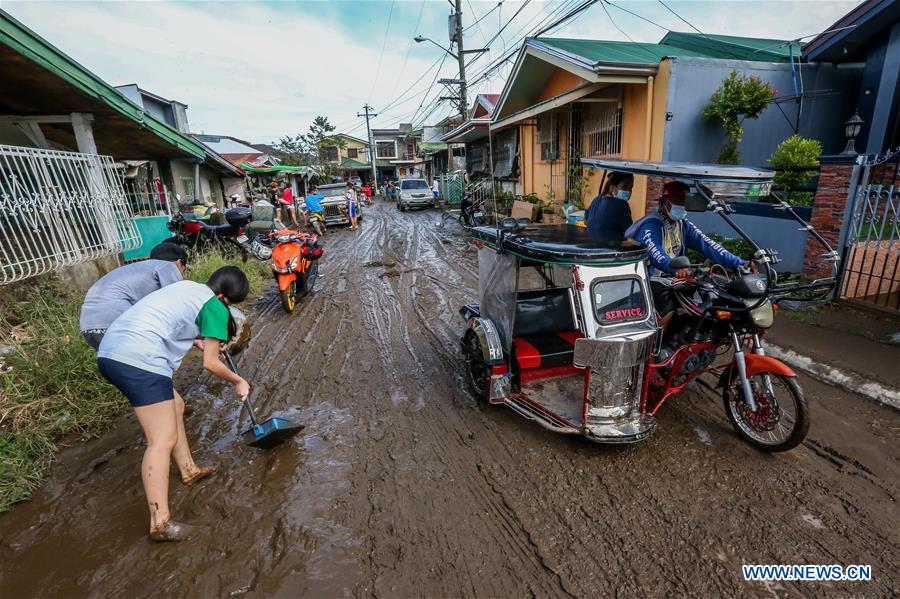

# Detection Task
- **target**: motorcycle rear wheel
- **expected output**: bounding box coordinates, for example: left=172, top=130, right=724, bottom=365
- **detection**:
left=723, top=373, right=808, bottom=452
left=280, top=281, right=297, bottom=313
left=300, top=261, right=319, bottom=295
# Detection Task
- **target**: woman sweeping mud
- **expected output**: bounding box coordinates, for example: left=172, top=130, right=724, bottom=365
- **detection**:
left=96, top=266, right=251, bottom=541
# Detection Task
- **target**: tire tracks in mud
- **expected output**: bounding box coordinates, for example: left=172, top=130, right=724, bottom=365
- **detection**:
left=0, top=201, right=898, bottom=599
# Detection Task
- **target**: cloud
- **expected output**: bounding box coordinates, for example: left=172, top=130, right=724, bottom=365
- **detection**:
left=5, top=0, right=864, bottom=142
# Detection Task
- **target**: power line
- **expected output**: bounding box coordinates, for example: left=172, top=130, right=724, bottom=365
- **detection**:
left=601, top=0, right=634, bottom=41
left=464, top=1, right=502, bottom=33
left=388, top=0, right=427, bottom=101
left=606, top=0, right=670, bottom=31
left=367, top=0, right=397, bottom=102
left=657, top=0, right=704, bottom=36
left=466, top=0, right=490, bottom=45
left=466, top=0, right=532, bottom=68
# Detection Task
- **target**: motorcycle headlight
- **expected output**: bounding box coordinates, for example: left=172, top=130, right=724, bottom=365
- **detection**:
left=747, top=299, right=774, bottom=329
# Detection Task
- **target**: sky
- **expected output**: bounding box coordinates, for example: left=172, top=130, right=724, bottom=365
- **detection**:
left=5, top=0, right=863, bottom=144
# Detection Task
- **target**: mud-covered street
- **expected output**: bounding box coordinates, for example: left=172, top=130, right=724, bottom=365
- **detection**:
left=1, top=200, right=898, bottom=598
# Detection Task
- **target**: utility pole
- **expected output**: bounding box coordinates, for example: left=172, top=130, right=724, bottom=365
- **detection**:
left=453, top=0, right=467, bottom=120
left=357, top=103, right=378, bottom=190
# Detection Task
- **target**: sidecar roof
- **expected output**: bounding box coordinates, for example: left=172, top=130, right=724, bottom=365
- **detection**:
left=472, top=224, right=647, bottom=265
left=580, top=158, right=775, bottom=182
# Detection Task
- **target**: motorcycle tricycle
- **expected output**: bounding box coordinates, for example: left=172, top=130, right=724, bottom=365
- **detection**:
left=459, top=159, right=838, bottom=452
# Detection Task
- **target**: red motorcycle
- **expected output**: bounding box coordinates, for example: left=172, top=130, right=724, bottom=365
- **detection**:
left=167, top=208, right=252, bottom=253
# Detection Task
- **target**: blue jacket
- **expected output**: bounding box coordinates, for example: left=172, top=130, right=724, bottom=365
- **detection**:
left=625, top=212, right=747, bottom=276
left=584, top=194, right=632, bottom=238
left=304, top=194, right=324, bottom=213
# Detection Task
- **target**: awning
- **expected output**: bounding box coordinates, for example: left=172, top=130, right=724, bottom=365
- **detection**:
left=491, top=83, right=604, bottom=131
left=339, top=157, right=370, bottom=170
left=239, top=164, right=319, bottom=177
left=440, top=119, right=490, bottom=144
left=418, top=141, right=449, bottom=153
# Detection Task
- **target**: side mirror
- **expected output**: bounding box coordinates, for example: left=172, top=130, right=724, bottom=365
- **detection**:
left=669, top=255, right=691, bottom=270
left=685, top=195, right=708, bottom=212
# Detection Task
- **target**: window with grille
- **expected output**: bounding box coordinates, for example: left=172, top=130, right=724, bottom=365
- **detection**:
left=582, top=102, right=622, bottom=157
left=180, top=177, right=195, bottom=200
left=376, top=141, right=396, bottom=158
left=347, top=147, right=359, bottom=159
left=537, top=112, right=560, bottom=161
left=406, top=142, right=416, bottom=160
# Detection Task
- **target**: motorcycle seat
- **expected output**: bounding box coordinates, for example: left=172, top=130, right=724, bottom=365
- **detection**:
left=198, top=221, right=234, bottom=232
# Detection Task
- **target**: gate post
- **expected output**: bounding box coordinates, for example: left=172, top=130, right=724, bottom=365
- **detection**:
left=802, top=155, right=859, bottom=282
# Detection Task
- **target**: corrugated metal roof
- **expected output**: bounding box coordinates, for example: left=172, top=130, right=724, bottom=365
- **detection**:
left=0, top=10, right=207, bottom=159
left=536, top=32, right=792, bottom=66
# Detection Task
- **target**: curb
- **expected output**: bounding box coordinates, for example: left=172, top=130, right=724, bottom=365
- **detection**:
left=766, top=343, right=900, bottom=411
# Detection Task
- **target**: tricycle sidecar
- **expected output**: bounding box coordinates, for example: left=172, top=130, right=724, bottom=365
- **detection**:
left=460, top=223, right=660, bottom=443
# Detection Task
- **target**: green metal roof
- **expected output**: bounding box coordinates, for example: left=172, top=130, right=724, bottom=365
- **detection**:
left=536, top=32, right=793, bottom=66
left=0, top=10, right=207, bottom=158
left=660, top=32, right=795, bottom=61
left=339, top=157, right=370, bottom=169
left=240, top=164, right=319, bottom=176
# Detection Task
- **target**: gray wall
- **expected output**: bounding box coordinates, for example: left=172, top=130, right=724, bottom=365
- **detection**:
left=689, top=203, right=812, bottom=273
left=662, top=57, right=862, bottom=165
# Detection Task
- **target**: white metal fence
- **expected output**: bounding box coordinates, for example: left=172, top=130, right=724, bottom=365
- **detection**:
left=0, top=144, right=142, bottom=284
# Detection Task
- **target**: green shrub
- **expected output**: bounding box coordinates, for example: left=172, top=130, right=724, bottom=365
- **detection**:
left=702, top=70, right=775, bottom=164
left=770, top=134, right=822, bottom=206
left=0, top=278, right=124, bottom=511
left=688, top=233, right=755, bottom=264
left=186, top=248, right=271, bottom=293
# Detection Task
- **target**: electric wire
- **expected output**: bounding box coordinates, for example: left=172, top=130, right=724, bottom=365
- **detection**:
left=601, top=0, right=634, bottom=42
left=657, top=0, right=704, bottom=36
left=605, top=0, right=670, bottom=31
left=367, top=0, right=397, bottom=102
left=387, top=0, right=427, bottom=102
left=464, top=1, right=502, bottom=32
left=466, top=0, right=490, bottom=45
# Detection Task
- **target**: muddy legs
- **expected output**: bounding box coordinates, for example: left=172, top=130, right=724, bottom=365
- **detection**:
left=133, top=400, right=178, bottom=532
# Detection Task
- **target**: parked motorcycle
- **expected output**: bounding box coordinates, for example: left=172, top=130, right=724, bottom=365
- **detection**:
left=268, top=229, right=323, bottom=313
left=167, top=207, right=252, bottom=255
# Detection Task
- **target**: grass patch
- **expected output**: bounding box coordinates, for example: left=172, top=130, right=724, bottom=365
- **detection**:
left=0, top=251, right=270, bottom=511
left=0, top=278, right=124, bottom=512
left=185, top=248, right=271, bottom=293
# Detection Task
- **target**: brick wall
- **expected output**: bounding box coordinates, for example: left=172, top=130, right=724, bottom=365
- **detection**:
left=645, top=177, right=665, bottom=212
left=801, top=161, right=855, bottom=280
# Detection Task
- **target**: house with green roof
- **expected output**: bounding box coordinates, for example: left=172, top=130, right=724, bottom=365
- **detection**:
left=490, top=31, right=858, bottom=218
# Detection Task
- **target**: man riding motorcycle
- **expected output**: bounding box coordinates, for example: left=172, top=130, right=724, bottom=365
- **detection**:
left=304, top=187, right=326, bottom=236
left=625, top=181, right=753, bottom=332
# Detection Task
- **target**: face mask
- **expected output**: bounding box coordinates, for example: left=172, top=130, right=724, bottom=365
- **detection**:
left=616, top=190, right=631, bottom=201
left=668, top=204, right=687, bottom=221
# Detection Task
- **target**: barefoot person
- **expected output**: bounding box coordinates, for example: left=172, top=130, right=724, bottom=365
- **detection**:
left=96, top=266, right=251, bottom=542
left=79, top=241, right=188, bottom=350
left=345, top=181, right=359, bottom=230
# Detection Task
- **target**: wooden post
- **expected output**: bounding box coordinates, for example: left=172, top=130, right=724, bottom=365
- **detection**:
left=193, top=162, right=201, bottom=203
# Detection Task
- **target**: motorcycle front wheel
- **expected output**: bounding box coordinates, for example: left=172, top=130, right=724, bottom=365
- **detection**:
left=280, top=281, right=297, bottom=313
left=723, top=373, right=808, bottom=452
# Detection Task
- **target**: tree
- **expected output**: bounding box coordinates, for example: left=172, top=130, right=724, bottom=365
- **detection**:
left=702, top=70, right=775, bottom=164
left=272, top=134, right=309, bottom=166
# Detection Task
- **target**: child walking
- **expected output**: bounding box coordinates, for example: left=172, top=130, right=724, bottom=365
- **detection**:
left=346, top=181, right=359, bottom=230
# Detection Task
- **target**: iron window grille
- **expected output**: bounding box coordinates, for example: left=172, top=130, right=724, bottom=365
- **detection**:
left=582, top=102, right=622, bottom=157
left=0, top=144, right=142, bottom=284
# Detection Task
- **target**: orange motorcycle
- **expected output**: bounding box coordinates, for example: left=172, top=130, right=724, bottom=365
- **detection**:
left=268, top=229, right=323, bottom=312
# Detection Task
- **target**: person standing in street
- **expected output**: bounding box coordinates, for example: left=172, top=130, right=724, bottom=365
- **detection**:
left=432, top=178, right=440, bottom=202
left=79, top=242, right=188, bottom=350
left=277, top=183, right=298, bottom=226
left=345, top=181, right=359, bottom=230
left=96, top=266, right=251, bottom=542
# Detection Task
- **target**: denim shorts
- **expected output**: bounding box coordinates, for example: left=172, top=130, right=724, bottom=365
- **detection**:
left=97, top=358, right=174, bottom=407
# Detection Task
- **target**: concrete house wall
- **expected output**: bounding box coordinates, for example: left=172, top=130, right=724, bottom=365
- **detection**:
left=661, top=57, right=861, bottom=164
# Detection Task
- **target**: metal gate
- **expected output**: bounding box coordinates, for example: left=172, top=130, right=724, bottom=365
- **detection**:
left=839, top=147, right=900, bottom=313
left=0, top=144, right=142, bottom=284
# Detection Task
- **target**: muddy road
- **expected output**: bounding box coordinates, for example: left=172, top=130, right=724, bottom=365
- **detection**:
left=1, top=201, right=898, bottom=598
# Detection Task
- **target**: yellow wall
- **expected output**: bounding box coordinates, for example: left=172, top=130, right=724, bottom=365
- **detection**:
left=338, top=137, right=368, bottom=161
left=536, top=70, right=587, bottom=102
left=515, top=64, right=672, bottom=217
